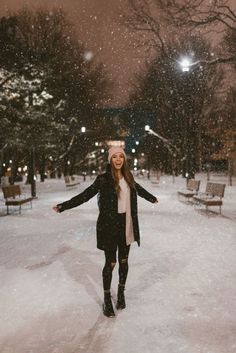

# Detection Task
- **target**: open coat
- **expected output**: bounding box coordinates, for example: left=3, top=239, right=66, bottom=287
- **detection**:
left=58, top=166, right=157, bottom=251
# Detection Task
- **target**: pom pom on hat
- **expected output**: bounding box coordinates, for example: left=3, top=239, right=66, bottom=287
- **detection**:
left=108, top=147, right=126, bottom=163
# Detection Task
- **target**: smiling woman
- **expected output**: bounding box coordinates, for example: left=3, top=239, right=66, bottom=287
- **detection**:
left=53, top=146, right=158, bottom=318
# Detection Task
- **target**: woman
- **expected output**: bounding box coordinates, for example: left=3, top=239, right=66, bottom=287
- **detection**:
left=53, top=147, right=158, bottom=317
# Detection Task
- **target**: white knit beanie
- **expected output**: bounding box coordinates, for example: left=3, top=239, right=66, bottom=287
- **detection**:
left=108, top=147, right=126, bottom=163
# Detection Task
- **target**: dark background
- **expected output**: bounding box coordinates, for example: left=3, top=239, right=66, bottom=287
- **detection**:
left=0, top=0, right=235, bottom=106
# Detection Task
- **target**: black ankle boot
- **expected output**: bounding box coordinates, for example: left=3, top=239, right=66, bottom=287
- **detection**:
left=103, top=291, right=115, bottom=317
left=116, top=284, right=126, bottom=310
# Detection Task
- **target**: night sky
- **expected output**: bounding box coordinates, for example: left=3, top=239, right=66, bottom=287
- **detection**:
left=0, top=0, right=235, bottom=106
left=0, top=0, right=142, bottom=106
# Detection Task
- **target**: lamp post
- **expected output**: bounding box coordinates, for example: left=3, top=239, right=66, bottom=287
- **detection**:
left=145, top=125, right=180, bottom=182
left=179, top=57, right=195, bottom=180
left=144, top=125, right=152, bottom=178
left=80, top=126, right=101, bottom=177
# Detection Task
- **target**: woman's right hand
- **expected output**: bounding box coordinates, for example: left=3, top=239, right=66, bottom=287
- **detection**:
left=53, top=206, right=60, bottom=213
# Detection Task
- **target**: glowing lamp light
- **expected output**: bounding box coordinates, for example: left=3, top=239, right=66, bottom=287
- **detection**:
left=145, top=125, right=150, bottom=132
left=81, top=126, right=86, bottom=133
left=84, top=50, right=94, bottom=61
left=180, top=58, right=191, bottom=72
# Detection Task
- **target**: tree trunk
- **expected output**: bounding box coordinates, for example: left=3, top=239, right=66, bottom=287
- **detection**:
left=28, top=148, right=36, bottom=197
left=228, top=158, right=232, bottom=186
left=39, top=153, right=46, bottom=182
left=69, top=155, right=76, bottom=176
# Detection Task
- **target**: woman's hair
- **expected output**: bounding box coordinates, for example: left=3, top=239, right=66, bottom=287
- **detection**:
left=110, top=158, right=135, bottom=196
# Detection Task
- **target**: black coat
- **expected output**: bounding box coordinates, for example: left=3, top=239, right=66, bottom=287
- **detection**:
left=58, top=166, right=157, bottom=251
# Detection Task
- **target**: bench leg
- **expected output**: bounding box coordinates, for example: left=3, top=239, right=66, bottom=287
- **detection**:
left=19, top=205, right=21, bottom=215
left=7, top=205, right=9, bottom=215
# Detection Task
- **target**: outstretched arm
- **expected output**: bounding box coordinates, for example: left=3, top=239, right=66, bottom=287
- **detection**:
left=53, top=176, right=101, bottom=213
left=135, top=182, right=158, bottom=203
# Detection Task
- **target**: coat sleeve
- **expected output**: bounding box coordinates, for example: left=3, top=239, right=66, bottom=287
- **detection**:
left=135, top=182, right=157, bottom=203
left=57, top=176, right=101, bottom=212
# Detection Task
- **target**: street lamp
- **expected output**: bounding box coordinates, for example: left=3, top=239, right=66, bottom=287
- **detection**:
left=145, top=126, right=180, bottom=154
left=83, top=50, right=94, bottom=62
left=179, top=57, right=191, bottom=72
left=179, top=57, right=196, bottom=180
left=144, top=125, right=181, bottom=182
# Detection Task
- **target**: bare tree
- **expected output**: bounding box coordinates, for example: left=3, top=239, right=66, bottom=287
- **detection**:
left=128, top=33, right=223, bottom=176
left=124, top=0, right=236, bottom=66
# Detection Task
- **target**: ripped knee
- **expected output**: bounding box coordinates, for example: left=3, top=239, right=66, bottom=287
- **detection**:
left=119, top=258, right=128, bottom=264
left=111, top=262, right=116, bottom=269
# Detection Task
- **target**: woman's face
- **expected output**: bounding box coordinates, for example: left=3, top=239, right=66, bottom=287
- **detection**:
left=111, top=153, right=125, bottom=170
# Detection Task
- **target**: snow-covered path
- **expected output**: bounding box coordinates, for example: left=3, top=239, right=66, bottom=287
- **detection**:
left=0, top=174, right=236, bottom=353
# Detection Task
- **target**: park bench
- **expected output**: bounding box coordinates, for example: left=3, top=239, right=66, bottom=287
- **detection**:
left=193, top=182, right=226, bottom=214
left=2, top=185, right=33, bottom=215
left=64, top=175, right=80, bottom=187
left=177, top=179, right=201, bottom=200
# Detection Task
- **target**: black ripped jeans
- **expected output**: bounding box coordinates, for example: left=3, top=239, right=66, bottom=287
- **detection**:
left=102, top=213, right=130, bottom=291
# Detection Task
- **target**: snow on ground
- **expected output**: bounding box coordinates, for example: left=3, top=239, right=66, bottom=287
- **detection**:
left=0, top=173, right=236, bottom=353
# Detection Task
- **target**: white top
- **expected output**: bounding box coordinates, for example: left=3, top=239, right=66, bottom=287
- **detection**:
left=118, top=177, right=129, bottom=213
left=118, top=177, right=134, bottom=245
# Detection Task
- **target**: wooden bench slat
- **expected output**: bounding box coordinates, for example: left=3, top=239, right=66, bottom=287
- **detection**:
left=64, top=176, right=80, bottom=187
left=193, top=182, right=225, bottom=214
left=2, top=185, right=33, bottom=214
left=5, top=197, right=33, bottom=206
left=177, top=179, right=200, bottom=199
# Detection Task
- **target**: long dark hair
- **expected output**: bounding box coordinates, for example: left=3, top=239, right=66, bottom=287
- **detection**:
left=110, top=158, right=135, bottom=196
